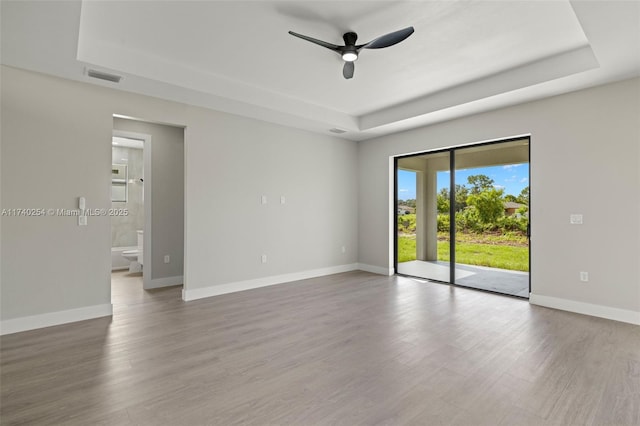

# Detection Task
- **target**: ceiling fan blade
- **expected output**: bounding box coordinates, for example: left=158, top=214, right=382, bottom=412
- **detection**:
left=343, top=62, right=354, bottom=79
left=288, top=31, right=341, bottom=52
left=359, top=26, right=414, bottom=49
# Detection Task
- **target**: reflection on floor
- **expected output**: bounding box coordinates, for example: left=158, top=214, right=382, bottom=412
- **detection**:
left=111, top=270, right=144, bottom=305
left=111, top=270, right=182, bottom=310
left=397, top=260, right=529, bottom=298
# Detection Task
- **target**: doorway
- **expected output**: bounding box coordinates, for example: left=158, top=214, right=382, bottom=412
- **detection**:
left=110, top=117, right=185, bottom=300
left=395, top=137, right=530, bottom=298
left=110, top=130, right=150, bottom=288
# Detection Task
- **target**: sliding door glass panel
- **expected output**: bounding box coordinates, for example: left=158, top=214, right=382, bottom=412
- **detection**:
left=396, top=152, right=450, bottom=282
left=453, top=140, right=530, bottom=297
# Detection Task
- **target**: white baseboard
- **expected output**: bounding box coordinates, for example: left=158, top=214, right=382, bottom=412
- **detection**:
left=183, top=264, right=359, bottom=301
left=111, top=266, right=129, bottom=271
left=146, top=275, right=183, bottom=289
left=358, top=263, right=394, bottom=276
left=0, top=303, right=113, bottom=336
left=530, top=293, right=640, bottom=325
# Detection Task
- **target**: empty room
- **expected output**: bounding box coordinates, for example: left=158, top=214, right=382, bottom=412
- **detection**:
left=1, top=1, right=639, bottom=425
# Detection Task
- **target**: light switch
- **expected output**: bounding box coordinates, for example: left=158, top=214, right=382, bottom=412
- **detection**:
left=261, top=195, right=267, bottom=205
left=281, top=196, right=286, bottom=204
left=570, top=214, right=583, bottom=225
left=78, top=216, right=87, bottom=226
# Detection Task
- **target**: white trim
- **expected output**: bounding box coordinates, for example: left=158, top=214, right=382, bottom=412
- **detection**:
left=147, top=275, right=183, bottom=289
left=183, top=126, right=189, bottom=293
left=142, top=133, right=152, bottom=289
left=358, top=263, right=394, bottom=276
left=183, top=264, right=359, bottom=301
left=530, top=293, right=640, bottom=326
left=0, top=304, right=113, bottom=336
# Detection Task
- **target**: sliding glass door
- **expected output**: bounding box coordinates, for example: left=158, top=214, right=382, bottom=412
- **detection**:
left=396, top=151, right=451, bottom=282
left=395, top=138, right=530, bottom=298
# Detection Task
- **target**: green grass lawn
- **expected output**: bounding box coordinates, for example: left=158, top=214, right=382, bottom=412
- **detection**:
left=398, top=234, right=529, bottom=272
left=398, top=235, right=418, bottom=263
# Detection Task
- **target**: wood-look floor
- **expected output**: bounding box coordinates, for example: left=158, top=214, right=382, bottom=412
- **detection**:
left=1, top=271, right=639, bottom=425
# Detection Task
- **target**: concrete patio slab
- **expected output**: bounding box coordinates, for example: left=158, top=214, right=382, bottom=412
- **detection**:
left=397, top=260, right=529, bottom=298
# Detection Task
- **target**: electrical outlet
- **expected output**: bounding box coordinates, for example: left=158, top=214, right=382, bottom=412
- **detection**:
left=164, top=255, right=170, bottom=264
left=261, top=195, right=267, bottom=205
left=78, top=216, right=87, bottom=226
left=281, top=196, right=286, bottom=204
left=261, top=254, right=267, bottom=264
left=580, top=271, right=589, bottom=282
left=570, top=214, right=583, bottom=225
left=341, top=246, right=346, bottom=253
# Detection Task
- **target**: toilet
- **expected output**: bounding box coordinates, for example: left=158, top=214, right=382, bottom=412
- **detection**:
left=122, top=230, right=143, bottom=272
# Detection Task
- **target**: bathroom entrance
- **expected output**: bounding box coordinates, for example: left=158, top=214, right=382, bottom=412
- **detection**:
left=110, top=116, right=185, bottom=295
left=111, top=132, right=146, bottom=279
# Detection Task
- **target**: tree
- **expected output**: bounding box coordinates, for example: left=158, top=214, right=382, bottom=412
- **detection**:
left=517, top=186, right=529, bottom=205
left=437, top=188, right=449, bottom=213
left=466, top=188, right=505, bottom=224
left=504, top=194, right=518, bottom=203
left=437, top=185, right=469, bottom=212
left=467, top=174, right=495, bottom=194
left=454, top=184, right=469, bottom=211
left=403, top=199, right=417, bottom=209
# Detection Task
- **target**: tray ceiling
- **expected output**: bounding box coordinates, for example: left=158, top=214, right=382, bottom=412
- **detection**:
left=2, top=1, right=639, bottom=140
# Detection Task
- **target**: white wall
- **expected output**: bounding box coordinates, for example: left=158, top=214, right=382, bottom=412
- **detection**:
left=1, top=68, right=113, bottom=325
left=113, top=118, right=185, bottom=282
left=184, top=106, right=359, bottom=298
left=0, top=66, right=358, bottom=333
left=358, top=77, right=640, bottom=322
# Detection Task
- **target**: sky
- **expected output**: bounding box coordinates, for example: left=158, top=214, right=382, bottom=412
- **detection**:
left=397, top=163, right=529, bottom=201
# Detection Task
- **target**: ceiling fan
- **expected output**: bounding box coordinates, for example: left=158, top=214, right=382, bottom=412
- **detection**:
left=288, top=26, right=415, bottom=79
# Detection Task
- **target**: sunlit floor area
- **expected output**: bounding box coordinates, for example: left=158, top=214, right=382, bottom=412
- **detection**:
left=1, top=271, right=638, bottom=425
left=398, top=260, right=529, bottom=297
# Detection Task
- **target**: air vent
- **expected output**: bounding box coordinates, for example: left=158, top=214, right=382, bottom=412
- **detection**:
left=329, top=128, right=347, bottom=134
left=87, top=69, right=122, bottom=83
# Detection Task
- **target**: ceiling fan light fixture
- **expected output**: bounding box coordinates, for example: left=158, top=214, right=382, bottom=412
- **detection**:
left=289, top=26, right=414, bottom=79
left=342, top=51, right=358, bottom=62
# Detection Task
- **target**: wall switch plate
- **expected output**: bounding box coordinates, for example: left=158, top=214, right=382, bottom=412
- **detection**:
left=78, top=216, right=87, bottom=226
left=261, top=195, right=267, bottom=205
left=570, top=214, right=583, bottom=225
left=164, top=255, right=170, bottom=264
left=78, top=196, right=86, bottom=210
left=261, top=254, right=267, bottom=263
left=341, top=246, right=346, bottom=253
left=580, top=271, right=589, bottom=282
left=280, top=196, right=286, bottom=204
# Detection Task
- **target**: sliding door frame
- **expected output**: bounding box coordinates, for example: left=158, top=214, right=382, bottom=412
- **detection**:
left=393, top=135, right=531, bottom=298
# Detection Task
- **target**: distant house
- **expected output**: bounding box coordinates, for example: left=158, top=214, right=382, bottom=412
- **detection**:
left=397, top=205, right=416, bottom=215
left=504, top=201, right=526, bottom=216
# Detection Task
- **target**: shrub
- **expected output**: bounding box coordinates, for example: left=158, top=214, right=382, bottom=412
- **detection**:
left=437, top=213, right=450, bottom=232
left=397, top=213, right=416, bottom=233
left=497, top=215, right=528, bottom=234
left=466, top=188, right=505, bottom=224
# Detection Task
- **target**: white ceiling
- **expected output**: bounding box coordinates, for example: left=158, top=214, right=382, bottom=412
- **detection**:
left=2, top=1, right=639, bottom=141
